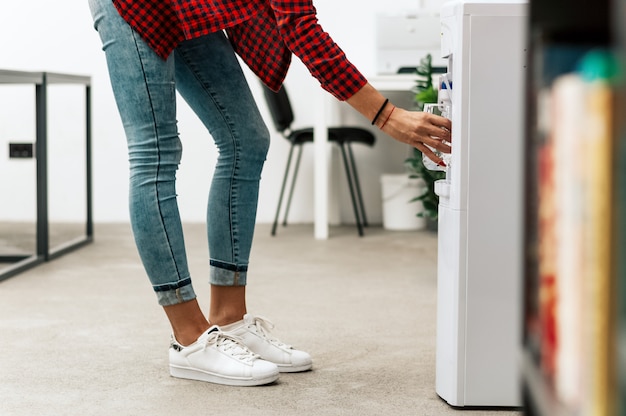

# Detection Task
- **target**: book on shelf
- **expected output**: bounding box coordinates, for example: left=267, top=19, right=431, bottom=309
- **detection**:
left=580, top=51, right=616, bottom=416
left=530, top=49, right=618, bottom=415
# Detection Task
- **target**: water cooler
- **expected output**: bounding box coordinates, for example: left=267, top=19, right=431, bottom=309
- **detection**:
left=434, top=0, right=527, bottom=407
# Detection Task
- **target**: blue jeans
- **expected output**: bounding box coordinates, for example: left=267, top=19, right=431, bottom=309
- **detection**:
left=89, top=0, right=270, bottom=306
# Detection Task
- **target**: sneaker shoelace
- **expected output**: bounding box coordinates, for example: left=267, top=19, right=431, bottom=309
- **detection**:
left=204, top=329, right=258, bottom=363
left=249, top=316, right=292, bottom=350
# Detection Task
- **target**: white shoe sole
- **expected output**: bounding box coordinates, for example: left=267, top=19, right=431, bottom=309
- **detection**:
left=277, top=363, right=313, bottom=373
left=170, top=365, right=279, bottom=386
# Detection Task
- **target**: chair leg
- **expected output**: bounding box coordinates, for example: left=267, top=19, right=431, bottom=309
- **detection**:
left=338, top=143, right=364, bottom=237
left=346, top=143, right=368, bottom=227
left=272, top=144, right=296, bottom=236
left=282, top=145, right=303, bottom=226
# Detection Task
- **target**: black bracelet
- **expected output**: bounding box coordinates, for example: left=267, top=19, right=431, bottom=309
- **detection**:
left=371, top=98, right=389, bottom=125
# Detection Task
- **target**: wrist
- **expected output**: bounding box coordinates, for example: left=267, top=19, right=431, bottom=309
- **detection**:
left=370, top=98, right=389, bottom=125
left=375, top=103, right=396, bottom=130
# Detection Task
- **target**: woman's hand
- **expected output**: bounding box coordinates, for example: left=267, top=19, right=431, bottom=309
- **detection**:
left=379, top=106, right=452, bottom=166
left=346, top=83, right=452, bottom=166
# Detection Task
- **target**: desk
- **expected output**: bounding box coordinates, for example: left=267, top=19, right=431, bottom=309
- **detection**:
left=0, top=70, right=93, bottom=281
left=313, top=74, right=417, bottom=239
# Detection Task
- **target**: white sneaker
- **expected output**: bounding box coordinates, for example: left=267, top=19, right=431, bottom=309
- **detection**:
left=169, top=326, right=279, bottom=386
left=222, top=314, right=313, bottom=373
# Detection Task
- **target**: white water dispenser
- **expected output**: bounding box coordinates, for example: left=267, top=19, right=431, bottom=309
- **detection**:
left=434, top=0, right=527, bottom=407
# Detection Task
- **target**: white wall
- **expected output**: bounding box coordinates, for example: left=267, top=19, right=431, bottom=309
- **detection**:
left=0, top=0, right=446, bottom=224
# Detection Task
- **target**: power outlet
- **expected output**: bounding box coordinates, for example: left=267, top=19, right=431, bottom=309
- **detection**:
left=9, top=143, right=34, bottom=159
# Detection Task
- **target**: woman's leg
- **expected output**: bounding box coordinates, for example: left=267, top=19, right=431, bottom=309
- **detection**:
left=88, top=0, right=280, bottom=385
left=89, top=0, right=209, bottom=344
left=173, top=33, right=271, bottom=326
left=173, top=34, right=311, bottom=373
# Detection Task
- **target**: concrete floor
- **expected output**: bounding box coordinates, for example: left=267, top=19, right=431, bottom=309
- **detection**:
left=0, top=223, right=523, bottom=416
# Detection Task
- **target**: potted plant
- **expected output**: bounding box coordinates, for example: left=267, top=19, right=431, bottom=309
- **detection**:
left=405, top=54, right=446, bottom=229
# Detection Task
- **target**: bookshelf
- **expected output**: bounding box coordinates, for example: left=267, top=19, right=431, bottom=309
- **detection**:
left=521, top=0, right=625, bottom=415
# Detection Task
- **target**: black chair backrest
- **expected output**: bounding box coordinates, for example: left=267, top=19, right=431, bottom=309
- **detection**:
left=261, top=83, right=294, bottom=133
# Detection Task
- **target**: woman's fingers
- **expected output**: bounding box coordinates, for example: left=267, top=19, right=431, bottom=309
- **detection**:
left=425, top=136, right=452, bottom=154
left=424, top=113, right=452, bottom=142
left=415, top=142, right=446, bottom=166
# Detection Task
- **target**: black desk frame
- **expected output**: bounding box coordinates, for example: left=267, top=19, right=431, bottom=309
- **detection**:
left=0, top=70, right=93, bottom=282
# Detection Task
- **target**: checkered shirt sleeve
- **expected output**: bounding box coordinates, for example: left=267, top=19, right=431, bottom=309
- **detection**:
left=270, top=0, right=367, bottom=100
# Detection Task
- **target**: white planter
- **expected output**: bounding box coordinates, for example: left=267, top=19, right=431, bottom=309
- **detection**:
left=380, top=174, right=426, bottom=231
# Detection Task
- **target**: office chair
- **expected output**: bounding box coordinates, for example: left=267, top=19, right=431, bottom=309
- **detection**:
left=260, top=83, right=375, bottom=237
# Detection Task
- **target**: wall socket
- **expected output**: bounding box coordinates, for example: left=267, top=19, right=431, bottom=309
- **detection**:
left=9, top=143, right=34, bottom=159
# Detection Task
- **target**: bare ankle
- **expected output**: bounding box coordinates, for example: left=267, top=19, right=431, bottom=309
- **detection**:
left=209, top=285, right=247, bottom=327
left=210, top=314, right=244, bottom=327
left=163, top=299, right=211, bottom=346
left=173, top=324, right=210, bottom=346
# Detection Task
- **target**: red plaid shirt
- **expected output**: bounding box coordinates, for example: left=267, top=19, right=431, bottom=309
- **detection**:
left=112, top=0, right=367, bottom=100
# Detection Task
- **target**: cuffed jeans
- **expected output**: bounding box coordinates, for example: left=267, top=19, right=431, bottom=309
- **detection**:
left=89, top=0, right=270, bottom=306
